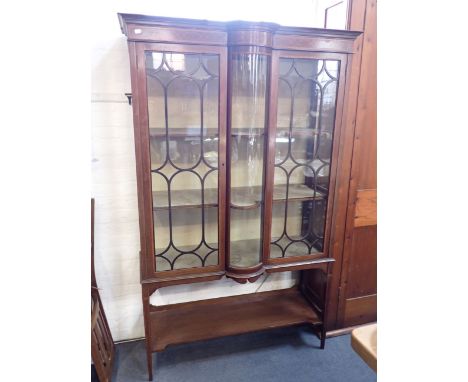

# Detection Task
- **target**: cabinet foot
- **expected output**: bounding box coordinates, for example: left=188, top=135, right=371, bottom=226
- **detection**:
left=320, top=325, right=326, bottom=349
left=146, top=346, right=153, bottom=381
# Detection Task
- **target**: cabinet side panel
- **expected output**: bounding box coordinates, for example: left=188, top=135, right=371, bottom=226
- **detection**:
left=128, top=41, right=150, bottom=280
left=300, top=268, right=326, bottom=314
left=135, top=43, right=158, bottom=278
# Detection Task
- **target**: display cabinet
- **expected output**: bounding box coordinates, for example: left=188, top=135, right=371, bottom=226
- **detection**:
left=119, top=13, right=361, bottom=380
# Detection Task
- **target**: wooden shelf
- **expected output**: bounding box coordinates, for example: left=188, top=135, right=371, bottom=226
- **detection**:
left=149, top=127, right=265, bottom=138
left=150, top=288, right=321, bottom=351
left=230, top=184, right=326, bottom=209
left=275, top=184, right=325, bottom=202
left=150, top=127, right=218, bottom=138
left=230, top=127, right=265, bottom=137
left=148, top=127, right=326, bottom=139
left=153, top=188, right=218, bottom=210
left=276, top=128, right=333, bottom=138
left=153, top=184, right=324, bottom=210
left=148, top=128, right=329, bottom=140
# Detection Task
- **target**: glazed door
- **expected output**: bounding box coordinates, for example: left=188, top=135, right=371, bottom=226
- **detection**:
left=135, top=43, right=227, bottom=277
left=226, top=50, right=270, bottom=277
left=264, top=51, right=347, bottom=264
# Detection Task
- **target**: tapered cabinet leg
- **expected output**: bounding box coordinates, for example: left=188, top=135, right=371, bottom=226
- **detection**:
left=142, top=284, right=154, bottom=381
left=146, top=342, right=153, bottom=381
left=320, top=325, right=326, bottom=349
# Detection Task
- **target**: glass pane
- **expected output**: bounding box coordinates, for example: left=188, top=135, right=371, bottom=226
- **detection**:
left=229, top=53, right=268, bottom=268
left=270, top=58, right=340, bottom=258
left=146, top=51, right=220, bottom=271
left=230, top=208, right=263, bottom=267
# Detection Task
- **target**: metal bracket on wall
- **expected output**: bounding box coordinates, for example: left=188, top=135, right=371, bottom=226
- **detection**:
left=125, top=93, right=132, bottom=105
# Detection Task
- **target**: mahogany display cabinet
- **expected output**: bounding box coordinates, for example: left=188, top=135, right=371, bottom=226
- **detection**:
left=119, top=13, right=361, bottom=380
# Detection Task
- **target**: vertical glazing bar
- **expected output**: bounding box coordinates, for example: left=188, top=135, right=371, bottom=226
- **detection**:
left=218, top=47, right=228, bottom=270
left=263, top=49, right=279, bottom=262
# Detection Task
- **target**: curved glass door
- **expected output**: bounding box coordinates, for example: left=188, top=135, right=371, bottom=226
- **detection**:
left=229, top=53, right=269, bottom=268
left=145, top=51, right=221, bottom=271
left=270, top=58, right=340, bottom=259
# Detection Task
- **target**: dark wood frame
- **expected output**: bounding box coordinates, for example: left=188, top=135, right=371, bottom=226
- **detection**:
left=119, top=13, right=361, bottom=381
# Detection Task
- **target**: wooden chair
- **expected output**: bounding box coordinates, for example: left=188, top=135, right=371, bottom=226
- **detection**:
left=91, top=199, right=115, bottom=382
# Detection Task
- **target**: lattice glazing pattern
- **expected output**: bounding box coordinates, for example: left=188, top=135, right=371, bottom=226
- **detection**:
left=145, top=52, right=220, bottom=271
left=270, top=58, right=340, bottom=258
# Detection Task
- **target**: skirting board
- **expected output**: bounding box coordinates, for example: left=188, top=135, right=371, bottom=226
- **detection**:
left=326, top=322, right=377, bottom=338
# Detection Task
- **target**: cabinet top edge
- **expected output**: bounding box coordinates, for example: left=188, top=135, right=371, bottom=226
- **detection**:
left=117, top=13, right=362, bottom=40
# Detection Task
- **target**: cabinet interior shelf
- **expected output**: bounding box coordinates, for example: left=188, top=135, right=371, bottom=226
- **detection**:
left=152, top=184, right=325, bottom=210
left=149, top=127, right=266, bottom=138
left=149, top=127, right=326, bottom=139
left=150, top=287, right=321, bottom=352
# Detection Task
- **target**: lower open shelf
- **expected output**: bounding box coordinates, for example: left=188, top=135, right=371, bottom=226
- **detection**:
left=149, top=287, right=321, bottom=352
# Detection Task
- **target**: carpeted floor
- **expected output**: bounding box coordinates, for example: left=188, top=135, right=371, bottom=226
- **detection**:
left=111, top=325, right=376, bottom=382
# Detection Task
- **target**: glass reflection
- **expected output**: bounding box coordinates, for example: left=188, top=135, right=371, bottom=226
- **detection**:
left=229, top=53, right=268, bottom=268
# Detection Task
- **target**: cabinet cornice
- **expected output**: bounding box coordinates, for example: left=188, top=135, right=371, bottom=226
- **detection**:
left=118, top=13, right=361, bottom=53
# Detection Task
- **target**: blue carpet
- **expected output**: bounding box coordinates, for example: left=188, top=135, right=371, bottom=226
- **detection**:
left=112, top=325, right=376, bottom=382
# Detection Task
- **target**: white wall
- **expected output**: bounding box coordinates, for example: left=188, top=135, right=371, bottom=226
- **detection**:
left=91, top=0, right=346, bottom=342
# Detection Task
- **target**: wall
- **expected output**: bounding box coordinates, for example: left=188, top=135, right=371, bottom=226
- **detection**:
left=91, top=0, right=345, bottom=342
